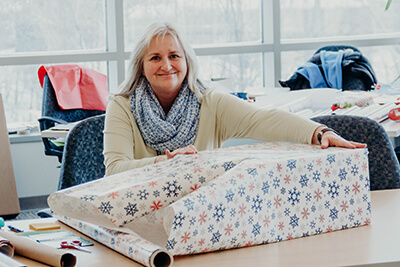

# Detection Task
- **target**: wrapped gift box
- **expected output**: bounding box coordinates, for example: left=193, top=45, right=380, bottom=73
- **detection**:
left=49, top=142, right=371, bottom=266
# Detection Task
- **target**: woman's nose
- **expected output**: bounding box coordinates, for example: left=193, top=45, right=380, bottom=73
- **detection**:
left=160, top=58, right=172, bottom=71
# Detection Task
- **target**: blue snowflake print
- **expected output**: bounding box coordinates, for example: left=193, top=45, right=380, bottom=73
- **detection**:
left=266, top=200, right=272, bottom=209
left=344, top=186, right=350, bottom=195
left=225, top=189, right=235, bottom=203
left=268, top=170, right=274, bottom=178
left=307, top=163, right=313, bottom=172
left=341, top=224, right=349, bottom=230
left=238, top=185, right=246, bottom=197
left=305, top=192, right=312, bottom=201
left=327, top=181, right=340, bottom=199
left=321, top=181, right=326, bottom=188
left=284, top=208, right=291, bottom=216
left=153, top=190, right=160, bottom=197
left=222, top=161, right=236, bottom=171
left=245, top=195, right=251, bottom=202
left=261, top=181, right=270, bottom=194
left=162, top=180, right=182, bottom=197
left=313, top=171, right=321, bottom=182
left=124, top=202, right=138, bottom=216
left=208, top=224, right=214, bottom=233
left=197, top=194, right=207, bottom=205
left=166, top=238, right=177, bottom=250
left=251, top=195, right=263, bottom=214
left=137, top=189, right=149, bottom=200
left=346, top=157, right=352, bottom=165
left=210, top=231, right=222, bottom=244
left=183, top=198, right=195, bottom=211
left=362, top=194, right=369, bottom=202
left=207, top=203, right=213, bottom=211
left=311, top=205, right=316, bottom=212
left=125, top=191, right=134, bottom=198
left=289, top=214, right=299, bottom=229
left=230, top=208, right=236, bottom=217
left=275, top=235, right=283, bottom=242
left=188, top=217, right=196, bottom=225
left=287, top=187, right=301, bottom=206
left=186, top=244, right=193, bottom=252
left=287, top=160, right=297, bottom=170
left=230, top=237, right=237, bottom=245
left=315, top=228, right=323, bottom=234
left=172, top=211, right=186, bottom=230
left=273, top=177, right=280, bottom=189
left=349, top=198, right=354, bottom=205
left=310, top=220, right=316, bottom=229
left=270, top=228, right=275, bottom=238
left=324, top=201, right=330, bottom=209
left=98, top=201, right=113, bottom=214
left=329, top=207, right=339, bottom=221
left=247, top=168, right=258, bottom=177
left=199, top=176, right=206, bottom=184
left=184, top=173, right=193, bottom=180
left=248, top=216, right=254, bottom=225
left=351, top=165, right=359, bottom=176
left=354, top=220, right=361, bottom=227
left=235, top=221, right=240, bottom=228
left=81, top=195, right=95, bottom=201
left=211, top=164, right=219, bottom=169
left=359, top=175, right=364, bottom=182
left=213, top=203, right=226, bottom=222
left=299, top=174, right=309, bottom=187
left=252, top=222, right=261, bottom=237
left=280, top=187, right=286, bottom=194
left=229, top=178, right=237, bottom=185
left=302, top=232, right=310, bottom=237
left=338, top=168, right=348, bottom=181
left=349, top=213, right=354, bottom=221
left=193, top=230, right=198, bottom=236
left=326, top=154, right=336, bottom=164
left=367, top=202, right=371, bottom=213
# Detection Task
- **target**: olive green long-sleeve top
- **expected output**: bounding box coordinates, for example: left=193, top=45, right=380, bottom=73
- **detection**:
left=103, top=89, right=320, bottom=176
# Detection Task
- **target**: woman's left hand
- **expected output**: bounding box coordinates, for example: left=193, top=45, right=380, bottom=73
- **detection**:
left=313, top=126, right=367, bottom=149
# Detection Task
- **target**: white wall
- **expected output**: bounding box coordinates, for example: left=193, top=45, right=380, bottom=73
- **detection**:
left=9, top=138, right=60, bottom=198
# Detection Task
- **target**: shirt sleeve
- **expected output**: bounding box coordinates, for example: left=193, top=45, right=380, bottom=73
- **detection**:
left=208, top=91, right=320, bottom=144
left=103, top=96, right=156, bottom=176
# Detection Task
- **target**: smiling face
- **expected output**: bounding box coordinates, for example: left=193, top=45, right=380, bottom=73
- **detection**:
left=142, top=34, right=188, bottom=106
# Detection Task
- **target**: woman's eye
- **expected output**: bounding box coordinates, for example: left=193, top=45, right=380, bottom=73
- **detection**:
left=170, top=54, right=179, bottom=59
left=150, top=56, right=160, bottom=60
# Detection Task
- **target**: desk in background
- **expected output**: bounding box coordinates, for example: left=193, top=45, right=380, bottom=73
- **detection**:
left=8, top=189, right=400, bottom=267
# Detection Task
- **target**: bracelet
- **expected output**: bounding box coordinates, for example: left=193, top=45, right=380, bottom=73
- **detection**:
left=317, top=127, right=339, bottom=144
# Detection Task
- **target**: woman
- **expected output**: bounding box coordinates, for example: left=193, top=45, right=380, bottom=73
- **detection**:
left=103, top=22, right=366, bottom=176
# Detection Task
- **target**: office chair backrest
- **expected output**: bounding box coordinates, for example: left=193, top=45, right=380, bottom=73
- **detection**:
left=58, top=114, right=106, bottom=189
left=311, top=115, right=400, bottom=190
left=39, top=74, right=105, bottom=162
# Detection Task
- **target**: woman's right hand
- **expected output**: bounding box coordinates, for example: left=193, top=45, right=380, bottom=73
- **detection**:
left=155, top=145, right=198, bottom=163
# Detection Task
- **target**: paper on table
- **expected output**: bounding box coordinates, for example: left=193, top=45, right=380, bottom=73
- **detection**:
left=0, top=230, right=76, bottom=267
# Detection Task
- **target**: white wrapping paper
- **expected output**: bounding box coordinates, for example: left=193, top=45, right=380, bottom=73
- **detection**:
left=49, top=142, right=371, bottom=266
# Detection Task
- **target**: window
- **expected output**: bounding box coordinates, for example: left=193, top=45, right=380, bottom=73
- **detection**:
left=1, top=0, right=400, bottom=125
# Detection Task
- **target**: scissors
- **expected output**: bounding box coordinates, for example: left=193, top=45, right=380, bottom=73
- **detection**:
left=60, top=240, right=91, bottom=253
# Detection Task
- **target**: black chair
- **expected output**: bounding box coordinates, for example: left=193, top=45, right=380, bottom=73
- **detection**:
left=39, top=74, right=105, bottom=162
left=37, top=114, right=106, bottom=218
left=312, top=115, right=400, bottom=190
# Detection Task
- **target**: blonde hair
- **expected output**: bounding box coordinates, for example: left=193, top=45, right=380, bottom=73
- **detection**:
left=117, top=22, right=204, bottom=101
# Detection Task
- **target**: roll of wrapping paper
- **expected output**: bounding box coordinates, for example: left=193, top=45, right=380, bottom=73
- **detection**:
left=0, top=239, right=14, bottom=256
left=0, top=230, right=76, bottom=267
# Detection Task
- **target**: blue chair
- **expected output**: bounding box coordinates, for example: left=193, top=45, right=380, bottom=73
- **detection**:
left=58, top=114, right=106, bottom=189
left=39, top=74, right=105, bottom=162
left=312, top=115, right=400, bottom=190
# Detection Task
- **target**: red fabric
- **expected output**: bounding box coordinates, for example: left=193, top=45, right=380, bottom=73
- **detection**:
left=38, top=64, right=108, bottom=111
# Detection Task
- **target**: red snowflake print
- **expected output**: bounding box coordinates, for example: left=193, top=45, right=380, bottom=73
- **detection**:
left=326, top=226, right=333, bottom=232
left=318, top=214, right=325, bottom=223
left=245, top=241, right=252, bottom=247
left=258, top=164, right=266, bottom=169
left=238, top=204, right=247, bottom=217
left=249, top=183, right=255, bottom=191
left=364, top=218, right=371, bottom=225
left=237, top=173, right=244, bottom=179
left=201, top=248, right=209, bottom=253
left=225, top=224, right=233, bottom=236
left=107, top=192, right=119, bottom=199
left=198, top=211, right=207, bottom=225
left=278, top=221, right=284, bottom=231
left=355, top=153, right=360, bottom=159
left=150, top=201, right=163, bottom=211
left=362, top=162, right=368, bottom=171
left=276, top=163, right=282, bottom=172
left=148, top=181, right=158, bottom=187
left=263, top=215, right=271, bottom=227
left=190, top=184, right=199, bottom=191
left=273, top=195, right=282, bottom=208
left=352, top=182, right=361, bottom=194
left=340, top=201, right=348, bottom=212
left=357, top=208, right=363, bottom=215
left=314, top=189, right=322, bottom=201
left=316, top=158, right=322, bottom=166
left=181, top=232, right=191, bottom=243
left=286, top=233, right=293, bottom=240
left=198, top=239, right=205, bottom=246
left=241, top=230, right=247, bottom=239
left=193, top=167, right=202, bottom=173
left=324, top=169, right=331, bottom=177
left=284, top=175, right=291, bottom=184
left=301, top=208, right=310, bottom=219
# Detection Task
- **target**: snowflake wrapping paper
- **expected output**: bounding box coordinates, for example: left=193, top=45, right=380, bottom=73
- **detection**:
left=48, top=142, right=371, bottom=267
